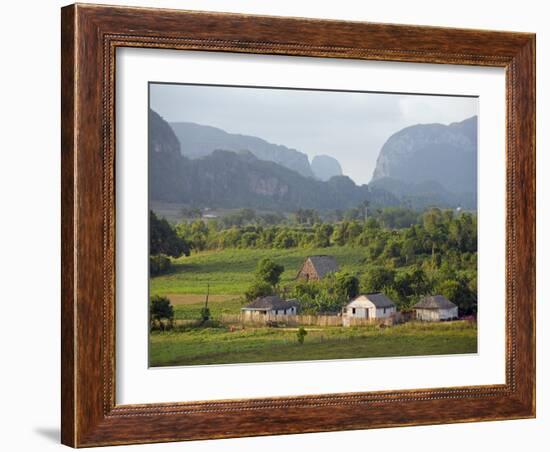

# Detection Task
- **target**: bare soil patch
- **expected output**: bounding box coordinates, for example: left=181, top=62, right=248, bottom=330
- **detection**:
left=167, top=294, right=239, bottom=305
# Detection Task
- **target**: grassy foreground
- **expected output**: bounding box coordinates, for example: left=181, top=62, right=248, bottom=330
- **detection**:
left=149, top=321, right=477, bottom=367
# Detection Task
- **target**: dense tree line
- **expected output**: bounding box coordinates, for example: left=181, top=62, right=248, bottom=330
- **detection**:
left=150, top=207, right=478, bottom=314
left=167, top=207, right=476, bottom=259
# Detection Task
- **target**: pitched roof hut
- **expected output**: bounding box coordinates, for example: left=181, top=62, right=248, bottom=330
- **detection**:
left=344, top=293, right=397, bottom=322
left=296, top=255, right=339, bottom=281
left=241, top=295, right=299, bottom=317
left=413, top=295, right=458, bottom=321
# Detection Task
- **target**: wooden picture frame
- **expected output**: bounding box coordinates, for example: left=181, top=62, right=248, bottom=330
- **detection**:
left=61, top=3, right=535, bottom=447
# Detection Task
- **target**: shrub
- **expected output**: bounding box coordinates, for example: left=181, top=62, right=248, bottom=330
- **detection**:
left=149, top=295, right=174, bottom=330
left=200, top=306, right=211, bottom=323
left=296, top=327, right=307, bottom=344
left=149, top=254, right=172, bottom=276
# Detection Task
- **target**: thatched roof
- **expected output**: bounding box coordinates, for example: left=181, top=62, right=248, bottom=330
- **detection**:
left=349, top=292, right=396, bottom=308
left=305, top=255, right=339, bottom=278
left=242, top=295, right=299, bottom=311
left=413, top=295, right=457, bottom=310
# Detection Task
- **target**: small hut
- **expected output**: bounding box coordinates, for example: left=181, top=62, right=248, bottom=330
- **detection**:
left=343, top=293, right=397, bottom=322
left=413, top=295, right=458, bottom=321
left=296, top=255, right=339, bottom=281
left=241, top=295, right=299, bottom=320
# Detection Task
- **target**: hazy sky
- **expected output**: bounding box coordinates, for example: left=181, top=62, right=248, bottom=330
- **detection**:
left=150, top=83, right=478, bottom=185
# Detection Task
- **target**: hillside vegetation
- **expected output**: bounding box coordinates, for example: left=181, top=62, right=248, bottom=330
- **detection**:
left=151, top=205, right=477, bottom=314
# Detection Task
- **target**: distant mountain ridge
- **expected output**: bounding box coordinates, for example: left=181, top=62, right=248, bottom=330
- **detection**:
left=149, top=110, right=399, bottom=211
left=150, top=110, right=478, bottom=211
left=170, top=121, right=315, bottom=178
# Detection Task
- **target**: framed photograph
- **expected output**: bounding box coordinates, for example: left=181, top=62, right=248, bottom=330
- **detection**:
left=61, top=4, right=535, bottom=447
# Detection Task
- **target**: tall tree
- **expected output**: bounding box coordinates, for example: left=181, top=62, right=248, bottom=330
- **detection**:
left=255, top=258, right=285, bottom=287
left=150, top=211, right=191, bottom=257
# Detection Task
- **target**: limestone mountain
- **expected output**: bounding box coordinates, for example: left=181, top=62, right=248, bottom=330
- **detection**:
left=149, top=109, right=398, bottom=211
left=149, top=109, right=190, bottom=203
left=371, top=116, right=477, bottom=208
left=169, top=121, right=315, bottom=178
left=311, top=155, right=343, bottom=181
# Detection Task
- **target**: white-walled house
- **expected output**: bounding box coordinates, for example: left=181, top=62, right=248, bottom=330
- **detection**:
left=241, top=295, right=299, bottom=319
left=413, top=295, right=459, bottom=321
left=343, top=293, right=396, bottom=323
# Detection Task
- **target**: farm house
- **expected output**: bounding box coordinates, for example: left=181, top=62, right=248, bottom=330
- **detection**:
left=413, top=295, right=459, bottom=321
left=296, top=255, right=339, bottom=281
left=241, top=295, right=299, bottom=320
left=343, top=293, right=396, bottom=321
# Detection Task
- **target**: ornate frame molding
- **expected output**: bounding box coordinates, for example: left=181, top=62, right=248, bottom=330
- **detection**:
left=62, top=4, right=535, bottom=447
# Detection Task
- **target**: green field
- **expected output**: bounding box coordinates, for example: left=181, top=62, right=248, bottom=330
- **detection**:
left=172, top=298, right=243, bottom=320
left=150, top=246, right=368, bottom=296
left=149, top=321, right=477, bottom=367
left=149, top=247, right=477, bottom=367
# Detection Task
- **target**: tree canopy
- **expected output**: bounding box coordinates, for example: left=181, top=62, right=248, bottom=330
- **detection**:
left=150, top=206, right=478, bottom=315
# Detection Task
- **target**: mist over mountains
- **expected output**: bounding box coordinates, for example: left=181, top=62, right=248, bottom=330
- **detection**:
left=150, top=109, right=477, bottom=211
left=170, top=121, right=315, bottom=178
left=150, top=110, right=398, bottom=210
left=311, top=155, right=343, bottom=181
